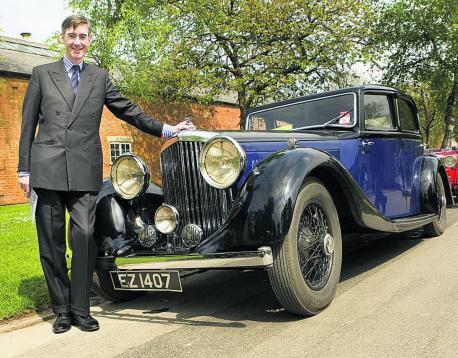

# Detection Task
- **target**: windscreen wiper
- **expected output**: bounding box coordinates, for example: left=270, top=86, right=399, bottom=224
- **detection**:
left=292, top=108, right=353, bottom=131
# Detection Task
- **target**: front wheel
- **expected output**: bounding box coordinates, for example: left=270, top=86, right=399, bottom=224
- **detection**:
left=423, top=173, right=447, bottom=237
left=268, top=177, right=342, bottom=316
left=91, top=269, right=146, bottom=303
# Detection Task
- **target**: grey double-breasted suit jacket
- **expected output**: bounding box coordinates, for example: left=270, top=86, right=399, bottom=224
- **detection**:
left=18, top=60, right=163, bottom=191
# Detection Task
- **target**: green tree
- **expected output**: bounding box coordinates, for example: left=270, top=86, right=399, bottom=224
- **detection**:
left=68, top=0, right=175, bottom=100
left=70, top=0, right=372, bottom=128
left=372, top=0, right=457, bottom=148
left=406, top=82, right=445, bottom=147
left=166, top=0, right=372, bottom=127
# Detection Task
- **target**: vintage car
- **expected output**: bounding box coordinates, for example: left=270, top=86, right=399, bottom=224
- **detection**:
left=90, top=85, right=453, bottom=316
left=430, top=148, right=458, bottom=198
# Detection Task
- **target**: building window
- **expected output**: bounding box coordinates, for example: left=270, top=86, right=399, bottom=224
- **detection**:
left=110, top=142, right=132, bottom=164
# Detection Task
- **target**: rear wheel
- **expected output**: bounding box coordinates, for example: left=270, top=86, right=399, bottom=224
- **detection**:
left=268, top=178, right=342, bottom=316
left=91, top=269, right=146, bottom=303
left=423, top=173, right=447, bottom=237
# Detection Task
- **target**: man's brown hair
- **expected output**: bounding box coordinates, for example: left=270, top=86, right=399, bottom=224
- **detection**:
left=61, top=14, right=91, bottom=34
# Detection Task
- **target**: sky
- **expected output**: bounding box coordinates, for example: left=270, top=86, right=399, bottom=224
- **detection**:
left=0, top=0, right=72, bottom=43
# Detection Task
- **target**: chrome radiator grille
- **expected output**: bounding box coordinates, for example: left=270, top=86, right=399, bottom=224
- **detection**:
left=160, top=140, right=236, bottom=240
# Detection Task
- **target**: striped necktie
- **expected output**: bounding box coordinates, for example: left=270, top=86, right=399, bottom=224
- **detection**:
left=70, top=64, right=80, bottom=94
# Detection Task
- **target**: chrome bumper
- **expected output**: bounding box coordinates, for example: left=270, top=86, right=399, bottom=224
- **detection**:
left=111, top=246, right=273, bottom=270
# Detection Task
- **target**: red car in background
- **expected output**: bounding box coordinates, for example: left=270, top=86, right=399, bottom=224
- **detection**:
left=432, top=148, right=458, bottom=197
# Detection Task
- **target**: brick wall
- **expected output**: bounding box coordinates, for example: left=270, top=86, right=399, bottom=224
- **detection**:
left=0, top=74, right=240, bottom=205
left=0, top=77, right=30, bottom=205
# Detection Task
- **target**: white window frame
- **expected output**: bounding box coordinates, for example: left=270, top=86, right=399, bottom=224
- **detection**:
left=109, top=142, right=132, bottom=164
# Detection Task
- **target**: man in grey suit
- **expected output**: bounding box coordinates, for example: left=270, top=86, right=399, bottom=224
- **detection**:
left=18, top=14, right=194, bottom=334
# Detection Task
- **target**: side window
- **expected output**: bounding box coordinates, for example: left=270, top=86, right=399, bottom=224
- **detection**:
left=364, top=95, right=395, bottom=130
left=397, top=98, right=418, bottom=132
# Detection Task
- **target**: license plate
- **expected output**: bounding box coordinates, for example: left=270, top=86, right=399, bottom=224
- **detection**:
left=110, top=270, right=182, bottom=292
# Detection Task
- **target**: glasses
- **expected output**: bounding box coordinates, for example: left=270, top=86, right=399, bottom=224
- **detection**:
left=64, top=33, right=90, bottom=42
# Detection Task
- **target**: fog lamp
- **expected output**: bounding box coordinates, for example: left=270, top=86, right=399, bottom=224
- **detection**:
left=155, top=205, right=179, bottom=234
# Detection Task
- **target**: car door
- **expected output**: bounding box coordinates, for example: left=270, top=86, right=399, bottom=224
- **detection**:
left=357, top=93, right=407, bottom=218
left=396, top=95, right=423, bottom=216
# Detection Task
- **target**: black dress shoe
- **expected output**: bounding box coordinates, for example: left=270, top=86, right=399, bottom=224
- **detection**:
left=52, top=313, right=71, bottom=334
left=71, top=314, right=99, bottom=332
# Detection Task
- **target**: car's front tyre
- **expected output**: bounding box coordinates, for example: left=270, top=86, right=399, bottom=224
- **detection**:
left=268, top=177, right=342, bottom=316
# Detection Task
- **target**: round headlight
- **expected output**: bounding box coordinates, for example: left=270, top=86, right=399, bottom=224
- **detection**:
left=155, top=205, right=179, bottom=234
left=199, top=136, right=245, bottom=189
left=444, top=155, right=457, bottom=168
left=111, top=154, right=149, bottom=200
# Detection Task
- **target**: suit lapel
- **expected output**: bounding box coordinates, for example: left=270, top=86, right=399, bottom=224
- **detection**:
left=48, top=60, right=75, bottom=110
left=67, top=64, right=98, bottom=128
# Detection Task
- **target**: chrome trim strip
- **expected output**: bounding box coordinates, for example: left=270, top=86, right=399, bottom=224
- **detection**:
left=177, top=130, right=218, bottom=142
left=392, top=213, right=436, bottom=230
left=116, top=246, right=273, bottom=270
left=162, top=129, right=217, bottom=154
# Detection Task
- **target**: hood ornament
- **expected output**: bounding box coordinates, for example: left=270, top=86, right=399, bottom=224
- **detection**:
left=287, top=138, right=298, bottom=149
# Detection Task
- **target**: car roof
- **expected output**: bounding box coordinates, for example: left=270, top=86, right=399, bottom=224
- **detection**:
left=246, top=85, right=408, bottom=116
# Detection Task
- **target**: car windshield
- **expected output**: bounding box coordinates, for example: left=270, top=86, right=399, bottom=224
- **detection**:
left=247, top=93, right=356, bottom=131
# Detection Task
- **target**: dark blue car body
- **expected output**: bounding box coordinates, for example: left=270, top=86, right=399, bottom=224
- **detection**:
left=239, top=85, right=430, bottom=219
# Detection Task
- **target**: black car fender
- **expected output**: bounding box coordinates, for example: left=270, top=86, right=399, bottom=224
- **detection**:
left=420, top=155, right=454, bottom=213
left=93, top=180, right=164, bottom=255
left=197, top=147, right=374, bottom=253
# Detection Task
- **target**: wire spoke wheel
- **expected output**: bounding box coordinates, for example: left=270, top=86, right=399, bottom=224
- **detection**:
left=268, top=178, right=342, bottom=316
left=297, top=202, right=334, bottom=290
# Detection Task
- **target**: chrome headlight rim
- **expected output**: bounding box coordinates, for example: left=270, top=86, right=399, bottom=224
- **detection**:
left=110, top=154, right=150, bottom=200
left=199, top=135, right=246, bottom=189
left=154, top=204, right=179, bottom=234
left=444, top=155, right=457, bottom=168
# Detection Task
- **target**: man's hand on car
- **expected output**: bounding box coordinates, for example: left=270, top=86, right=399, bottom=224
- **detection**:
left=173, top=119, right=196, bottom=134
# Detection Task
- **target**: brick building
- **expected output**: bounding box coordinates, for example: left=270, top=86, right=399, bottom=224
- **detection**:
left=0, top=36, right=240, bottom=205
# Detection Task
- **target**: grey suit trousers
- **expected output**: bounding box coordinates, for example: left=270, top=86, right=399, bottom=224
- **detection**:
left=35, top=188, right=98, bottom=316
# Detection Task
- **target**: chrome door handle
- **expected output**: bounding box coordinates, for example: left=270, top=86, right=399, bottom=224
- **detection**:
left=360, top=140, right=374, bottom=153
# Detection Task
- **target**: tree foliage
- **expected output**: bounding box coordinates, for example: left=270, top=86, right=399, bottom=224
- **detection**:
left=69, top=0, right=174, bottom=101
left=166, top=0, right=371, bottom=126
left=372, top=0, right=457, bottom=147
left=69, top=0, right=371, bottom=127
left=406, top=82, right=445, bottom=147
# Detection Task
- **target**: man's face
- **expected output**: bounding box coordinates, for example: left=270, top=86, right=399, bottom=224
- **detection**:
left=61, top=24, right=91, bottom=64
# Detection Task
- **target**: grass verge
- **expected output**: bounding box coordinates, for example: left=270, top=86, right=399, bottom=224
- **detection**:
left=0, top=204, right=49, bottom=320
left=0, top=203, right=192, bottom=321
